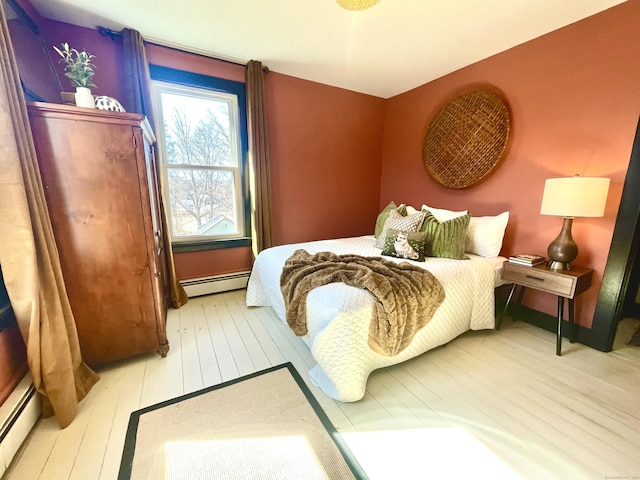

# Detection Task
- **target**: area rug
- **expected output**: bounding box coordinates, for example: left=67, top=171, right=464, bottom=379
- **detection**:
left=118, top=363, right=367, bottom=479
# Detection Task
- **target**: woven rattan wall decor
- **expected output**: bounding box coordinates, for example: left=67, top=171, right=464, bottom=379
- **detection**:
left=422, top=90, right=510, bottom=189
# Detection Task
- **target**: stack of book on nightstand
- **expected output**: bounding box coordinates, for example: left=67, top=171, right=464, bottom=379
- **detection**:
left=508, top=254, right=546, bottom=266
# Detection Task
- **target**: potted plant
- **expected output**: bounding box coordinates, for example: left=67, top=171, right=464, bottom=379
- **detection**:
left=53, top=42, right=97, bottom=108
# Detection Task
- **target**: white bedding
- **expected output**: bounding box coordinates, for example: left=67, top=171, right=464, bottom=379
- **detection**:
left=246, top=235, right=505, bottom=402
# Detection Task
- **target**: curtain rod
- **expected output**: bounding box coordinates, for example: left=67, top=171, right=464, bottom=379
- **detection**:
left=96, top=26, right=269, bottom=72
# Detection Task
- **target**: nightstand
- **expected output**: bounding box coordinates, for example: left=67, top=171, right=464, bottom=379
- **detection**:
left=498, top=261, right=593, bottom=356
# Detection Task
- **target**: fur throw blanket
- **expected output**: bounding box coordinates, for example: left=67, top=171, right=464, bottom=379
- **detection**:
left=280, top=249, right=445, bottom=357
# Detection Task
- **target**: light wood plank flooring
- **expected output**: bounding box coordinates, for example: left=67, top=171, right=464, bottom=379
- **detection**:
left=4, top=290, right=640, bottom=479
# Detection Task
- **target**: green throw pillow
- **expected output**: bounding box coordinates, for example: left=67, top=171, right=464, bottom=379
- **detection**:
left=374, top=202, right=407, bottom=238
left=381, top=229, right=428, bottom=262
left=421, top=211, right=470, bottom=260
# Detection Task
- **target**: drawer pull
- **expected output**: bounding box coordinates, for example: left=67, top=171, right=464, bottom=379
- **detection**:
left=525, top=275, right=545, bottom=282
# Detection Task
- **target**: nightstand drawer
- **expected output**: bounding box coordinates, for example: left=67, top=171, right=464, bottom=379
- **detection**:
left=502, top=262, right=576, bottom=297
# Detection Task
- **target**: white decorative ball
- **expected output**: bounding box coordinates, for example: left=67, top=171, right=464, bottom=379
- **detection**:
left=94, top=96, right=126, bottom=112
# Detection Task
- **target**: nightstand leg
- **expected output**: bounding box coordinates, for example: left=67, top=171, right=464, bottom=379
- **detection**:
left=516, top=286, right=526, bottom=304
left=497, top=283, right=518, bottom=330
left=569, top=298, right=576, bottom=343
left=556, top=297, right=564, bottom=356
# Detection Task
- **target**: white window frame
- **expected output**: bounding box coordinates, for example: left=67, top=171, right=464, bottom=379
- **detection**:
left=152, top=80, right=246, bottom=244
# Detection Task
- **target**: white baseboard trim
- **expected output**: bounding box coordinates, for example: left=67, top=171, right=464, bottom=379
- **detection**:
left=0, top=376, right=40, bottom=475
left=181, top=271, right=250, bottom=298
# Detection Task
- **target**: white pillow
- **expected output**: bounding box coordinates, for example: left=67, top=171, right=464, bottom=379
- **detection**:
left=421, top=204, right=468, bottom=222
left=405, top=205, right=419, bottom=216
left=465, top=211, right=509, bottom=258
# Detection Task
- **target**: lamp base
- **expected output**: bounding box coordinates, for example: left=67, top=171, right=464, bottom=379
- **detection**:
left=547, top=217, right=578, bottom=271
left=548, top=260, right=571, bottom=271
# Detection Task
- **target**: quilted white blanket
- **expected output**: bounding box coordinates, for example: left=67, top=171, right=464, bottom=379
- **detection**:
left=246, top=235, right=503, bottom=402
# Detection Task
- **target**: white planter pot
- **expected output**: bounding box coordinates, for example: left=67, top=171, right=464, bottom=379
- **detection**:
left=74, top=87, right=95, bottom=109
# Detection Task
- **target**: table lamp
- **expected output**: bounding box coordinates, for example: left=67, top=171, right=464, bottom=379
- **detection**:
left=540, top=176, right=610, bottom=270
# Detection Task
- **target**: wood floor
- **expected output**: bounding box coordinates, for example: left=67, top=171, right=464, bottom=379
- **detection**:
left=4, top=290, right=640, bottom=479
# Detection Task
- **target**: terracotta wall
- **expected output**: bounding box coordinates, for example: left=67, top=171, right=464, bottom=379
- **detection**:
left=265, top=74, right=385, bottom=245
left=380, top=0, right=640, bottom=327
left=17, top=0, right=640, bottom=327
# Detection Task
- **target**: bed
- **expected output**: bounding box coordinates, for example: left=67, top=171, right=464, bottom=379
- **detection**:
left=246, top=205, right=509, bottom=402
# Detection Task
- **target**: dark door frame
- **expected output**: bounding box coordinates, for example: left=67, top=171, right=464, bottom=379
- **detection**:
left=590, top=115, right=640, bottom=351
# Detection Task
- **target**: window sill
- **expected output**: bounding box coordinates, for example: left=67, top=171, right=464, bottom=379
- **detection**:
left=172, top=237, right=251, bottom=253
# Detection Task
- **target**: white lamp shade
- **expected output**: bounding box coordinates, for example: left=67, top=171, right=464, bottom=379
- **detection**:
left=540, top=177, right=610, bottom=217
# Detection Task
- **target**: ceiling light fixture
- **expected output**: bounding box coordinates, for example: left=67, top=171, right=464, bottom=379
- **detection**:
left=335, top=0, right=381, bottom=11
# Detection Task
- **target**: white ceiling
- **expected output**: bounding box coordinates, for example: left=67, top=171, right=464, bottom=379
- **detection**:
left=30, top=0, right=626, bottom=98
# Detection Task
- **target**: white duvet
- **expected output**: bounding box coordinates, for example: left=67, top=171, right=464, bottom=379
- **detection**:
left=246, top=235, right=504, bottom=402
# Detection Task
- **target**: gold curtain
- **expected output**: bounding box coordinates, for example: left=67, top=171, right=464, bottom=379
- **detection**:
left=0, top=5, right=98, bottom=428
left=122, top=28, right=188, bottom=308
left=246, top=60, right=273, bottom=256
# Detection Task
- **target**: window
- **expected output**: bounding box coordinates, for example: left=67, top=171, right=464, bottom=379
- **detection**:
left=151, top=65, right=250, bottom=251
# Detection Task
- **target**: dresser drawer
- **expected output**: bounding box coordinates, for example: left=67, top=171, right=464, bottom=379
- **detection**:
left=502, top=262, right=576, bottom=297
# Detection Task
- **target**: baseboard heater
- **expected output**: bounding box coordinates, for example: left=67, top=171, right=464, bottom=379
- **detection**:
left=0, top=376, right=40, bottom=474
left=181, top=271, right=251, bottom=298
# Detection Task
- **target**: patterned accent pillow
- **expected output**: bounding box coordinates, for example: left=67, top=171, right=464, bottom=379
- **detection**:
left=375, top=210, right=425, bottom=248
left=374, top=202, right=407, bottom=238
left=422, top=211, right=470, bottom=260
left=381, top=229, right=428, bottom=262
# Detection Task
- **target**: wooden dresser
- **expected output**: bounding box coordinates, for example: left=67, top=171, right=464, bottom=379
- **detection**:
left=27, top=102, right=169, bottom=366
